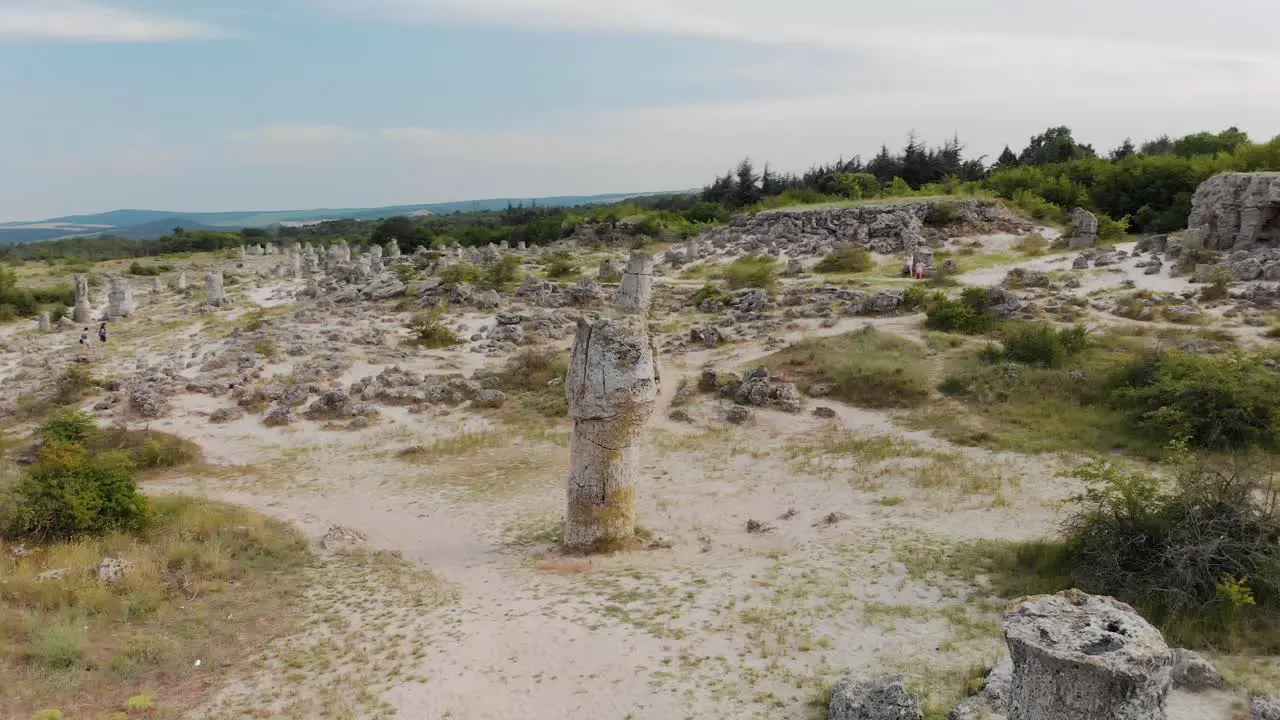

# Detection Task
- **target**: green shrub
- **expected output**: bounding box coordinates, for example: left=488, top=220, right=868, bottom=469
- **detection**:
left=813, top=247, right=873, bottom=274
left=481, top=256, right=521, bottom=291
left=392, top=265, right=415, bottom=283
left=901, top=284, right=930, bottom=311
left=926, top=297, right=993, bottom=333
left=127, top=262, right=163, bottom=277
left=1009, top=190, right=1065, bottom=223
left=1107, top=351, right=1280, bottom=450
left=40, top=407, right=98, bottom=444
left=691, top=284, right=727, bottom=306
left=543, top=252, right=580, bottom=279
left=439, top=262, right=482, bottom=286
left=406, top=305, right=461, bottom=349
left=923, top=201, right=965, bottom=228
left=1200, top=267, right=1232, bottom=301
left=722, top=255, right=777, bottom=290
left=996, top=323, right=1089, bottom=368
left=9, top=442, right=152, bottom=541
left=52, top=365, right=98, bottom=406
left=1097, top=214, right=1130, bottom=242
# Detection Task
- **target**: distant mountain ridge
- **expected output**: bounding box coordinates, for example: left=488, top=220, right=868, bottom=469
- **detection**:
left=0, top=191, right=687, bottom=244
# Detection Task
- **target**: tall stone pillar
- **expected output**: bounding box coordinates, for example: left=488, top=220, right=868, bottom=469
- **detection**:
left=176, top=271, right=188, bottom=291
left=107, top=276, right=136, bottom=318
left=205, top=271, right=226, bottom=307
left=615, top=251, right=654, bottom=313
left=38, top=312, right=51, bottom=333
left=73, top=274, right=92, bottom=323
left=564, top=249, right=660, bottom=552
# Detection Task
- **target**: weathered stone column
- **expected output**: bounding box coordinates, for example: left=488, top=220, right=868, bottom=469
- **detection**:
left=292, top=252, right=303, bottom=279
left=615, top=251, right=654, bottom=313
left=387, top=238, right=401, bottom=258
left=73, top=274, right=92, bottom=323
left=1005, top=590, right=1172, bottom=720
left=176, top=271, right=188, bottom=291
left=38, top=311, right=51, bottom=333
left=205, top=271, right=226, bottom=307
left=107, top=276, right=136, bottom=318
left=564, top=250, right=659, bottom=552
left=151, top=276, right=163, bottom=292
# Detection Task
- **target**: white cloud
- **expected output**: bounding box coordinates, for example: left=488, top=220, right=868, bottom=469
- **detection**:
left=0, top=2, right=215, bottom=42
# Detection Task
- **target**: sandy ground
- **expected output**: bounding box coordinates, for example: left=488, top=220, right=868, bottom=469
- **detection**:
left=2, top=246, right=1267, bottom=720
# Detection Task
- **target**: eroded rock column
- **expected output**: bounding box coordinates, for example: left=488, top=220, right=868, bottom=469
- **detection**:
left=1005, top=590, right=1172, bottom=720
left=38, top=312, right=51, bottom=332
left=73, top=274, right=92, bottom=323
left=176, top=271, right=188, bottom=291
left=615, top=251, right=654, bottom=313
left=107, top=276, right=136, bottom=318
left=205, top=271, right=226, bottom=307
left=564, top=250, right=660, bottom=552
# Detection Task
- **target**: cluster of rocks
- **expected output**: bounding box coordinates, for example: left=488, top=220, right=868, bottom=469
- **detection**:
left=697, top=366, right=802, bottom=422
left=831, top=589, right=1275, bottom=720
left=678, top=200, right=1029, bottom=265
left=465, top=308, right=577, bottom=354
left=347, top=366, right=506, bottom=411
left=1186, top=172, right=1280, bottom=252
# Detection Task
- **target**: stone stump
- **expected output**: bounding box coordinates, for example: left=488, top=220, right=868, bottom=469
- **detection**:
left=1070, top=208, right=1100, bottom=249
left=73, top=274, right=92, bottom=323
left=387, top=238, right=401, bottom=258
left=1005, top=590, right=1172, bottom=720
left=615, top=251, right=654, bottom=313
left=107, top=276, right=136, bottom=318
left=176, top=271, right=188, bottom=291
left=205, top=271, right=226, bottom=307
left=151, top=276, right=163, bottom=292
left=38, top=311, right=51, bottom=333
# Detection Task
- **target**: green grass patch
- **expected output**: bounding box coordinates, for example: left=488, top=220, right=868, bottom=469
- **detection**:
left=761, top=326, right=931, bottom=408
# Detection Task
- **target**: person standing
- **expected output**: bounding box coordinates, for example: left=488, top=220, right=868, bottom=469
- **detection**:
left=98, top=323, right=107, bottom=343
left=79, top=328, right=89, bottom=345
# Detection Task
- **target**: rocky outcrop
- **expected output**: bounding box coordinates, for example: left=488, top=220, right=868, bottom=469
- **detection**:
left=1187, top=172, right=1280, bottom=251
left=1069, top=208, right=1099, bottom=249
left=829, top=675, right=923, bottom=720
left=948, top=659, right=1012, bottom=720
left=1253, top=696, right=1280, bottom=720
left=1005, top=590, right=1172, bottom=720
left=697, top=199, right=1025, bottom=259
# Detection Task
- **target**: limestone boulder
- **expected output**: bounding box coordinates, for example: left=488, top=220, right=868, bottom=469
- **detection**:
left=1187, top=172, right=1280, bottom=251
left=829, top=675, right=923, bottom=720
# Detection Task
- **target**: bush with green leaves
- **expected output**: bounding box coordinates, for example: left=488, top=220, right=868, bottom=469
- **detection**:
left=406, top=305, right=461, bottom=349
left=721, top=255, right=777, bottom=290
left=8, top=442, right=152, bottom=542
left=126, top=262, right=169, bottom=277
left=994, top=323, right=1089, bottom=368
left=813, top=247, right=873, bottom=274
left=543, top=252, right=580, bottom=279
left=691, top=284, right=728, bottom=307
left=40, top=407, right=98, bottom=444
left=924, top=289, right=1002, bottom=335
left=923, top=201, right=965, bottom=228
left=439, top=262, right=482, bottom=286
left=481, top=255, right=521, bottom=291
left=1107, top=351, right=1280, bottom=451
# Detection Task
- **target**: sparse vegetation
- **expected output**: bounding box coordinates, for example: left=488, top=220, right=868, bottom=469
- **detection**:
left=814, top=247, right=873, bottom=274
left=722, top=255, right=778, bottom=290
left=924, top=288, right=1002, bottom=335
left=543, top=251, right=581, bottom=279
left=439, top=261, right=483, bottom=286
left=496, top=350, right=569, bottom=418
left=763, top=326, right=931, bottom=408
left=406, top=304, right=462, bottom=349
left=990, top=323, right=1088, bottom=368
left=931, top=456, right=1280, bottom=652
left=126, top=261, right=170, bottom=276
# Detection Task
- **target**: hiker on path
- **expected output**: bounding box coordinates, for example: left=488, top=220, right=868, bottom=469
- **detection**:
left=79, top=328, right=89, bottom=346
left=98, top=323, right=107, bottom=343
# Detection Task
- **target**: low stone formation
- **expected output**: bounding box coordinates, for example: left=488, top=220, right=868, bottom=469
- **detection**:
left=564, top=250, right=660, bottom=552
left=238, top=245, right=247, bottom=260
left=356, top=254, right=373, bottom=281
left=828, top=675, right=922, bottom=720
left=38, top=311, right=51, bottom=333
left=1004, top=590, right=1171, bottom=720
left=107, top=276, right=136, bottom=318
left=73, top=273, right=92, bottom=323
left=1187, top=172, right=1280, bottom=251
left=598, top=259, right=621, bottom=282
left=615, top=251, right=654, bottom=313
left=369, top=245, right=384, bottom=274
left=517, top=241, right=527, bottom=251
left=205, top=270, right=226, bottom=307
left=387, top=238, right=401, bottom=258
left=176, top=271, right=188, bottom=291
left=303, top=246, right=321, bottom=275
left=151, top=276, right=163, bottom=292
left=265, top=243, right=278, bottom=256
left=1069, top=207, right=1099, bottom=249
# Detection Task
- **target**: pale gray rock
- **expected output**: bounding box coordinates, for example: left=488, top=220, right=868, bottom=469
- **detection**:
left=205, top=271, right=226, bottom=307
left=615, top=251, right=655, bottom=313
left=1069, top=208, right=1099, bottom=249
left=1253, top=696, right=1280, bottom=720
left=97, top=557, right=131, bottom=584
left=1169, top=649, right=1222, bottom=692
left=829, top=675, right=923, bottom=720
left=107, top=276, right=136, bottom=318
left=1187, top=172, right=1280, bottom=251
left=1005, top=590, right=1172, bottom=720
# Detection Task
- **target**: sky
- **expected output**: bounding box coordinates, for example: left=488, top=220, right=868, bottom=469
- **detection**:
left=2, top=0, right=1280, bottom=222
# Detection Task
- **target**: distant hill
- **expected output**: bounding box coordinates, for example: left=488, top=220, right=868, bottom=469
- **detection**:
left=0, top=191, right=687, bottom=245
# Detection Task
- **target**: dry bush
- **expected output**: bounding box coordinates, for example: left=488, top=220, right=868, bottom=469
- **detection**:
left=762, top=326, right=930, bottom=408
